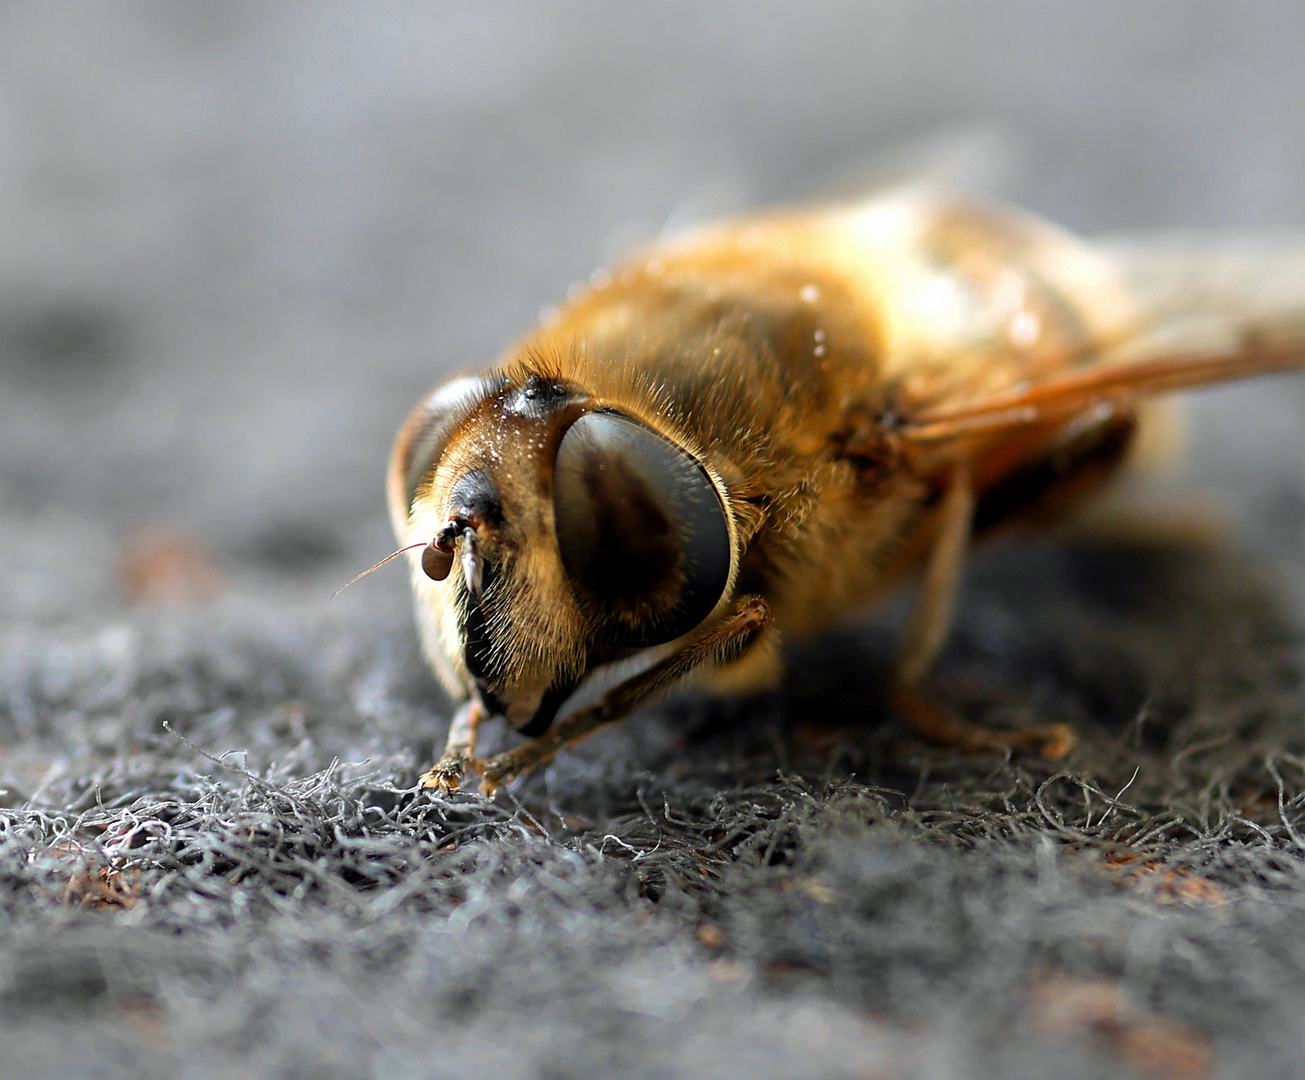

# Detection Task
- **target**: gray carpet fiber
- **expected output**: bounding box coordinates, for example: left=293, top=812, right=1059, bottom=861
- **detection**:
left=5, top=6, right=1305, bottom=1078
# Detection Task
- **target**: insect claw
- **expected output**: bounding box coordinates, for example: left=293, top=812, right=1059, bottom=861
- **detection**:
left=421, top=756, right=467, bottom=793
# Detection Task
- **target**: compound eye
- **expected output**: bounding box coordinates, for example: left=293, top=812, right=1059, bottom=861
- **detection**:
left=553, top=411, right=732, bottom=647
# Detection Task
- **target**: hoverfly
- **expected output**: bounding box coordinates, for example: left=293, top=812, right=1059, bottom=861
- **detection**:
left=386, top=189, right=1305, bottom=792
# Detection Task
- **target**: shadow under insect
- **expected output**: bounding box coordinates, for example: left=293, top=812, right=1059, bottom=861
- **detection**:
left=674, top=535, right=1305, bottom=816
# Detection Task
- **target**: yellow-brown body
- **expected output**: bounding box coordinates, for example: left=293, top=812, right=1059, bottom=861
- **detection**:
left=387, top=189, right=1305, bottom=788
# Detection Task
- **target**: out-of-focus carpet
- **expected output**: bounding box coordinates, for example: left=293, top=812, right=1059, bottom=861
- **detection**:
left=4, top=6, right=1305, bottom=1078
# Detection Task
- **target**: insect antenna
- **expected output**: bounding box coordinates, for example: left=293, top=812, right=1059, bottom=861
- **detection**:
left=331, top=542, right=428, bottom=598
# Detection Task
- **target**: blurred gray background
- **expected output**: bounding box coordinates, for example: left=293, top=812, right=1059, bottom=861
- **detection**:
left=4, top=1, right=1305, bottom=614
left=5, top=5, right=1305, bottom=1079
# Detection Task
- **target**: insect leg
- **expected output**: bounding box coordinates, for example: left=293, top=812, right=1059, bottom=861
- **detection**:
left=474, top=595, right=771, bottom=794
left=420, top=697, right=489, bottom=792
left=895, top=463, right=976, bottom=688
left=892, top=464, right=1075, bottom=759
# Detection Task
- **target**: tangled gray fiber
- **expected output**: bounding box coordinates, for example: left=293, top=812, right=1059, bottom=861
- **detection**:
left=7, top=538, right=1305, bottom=1078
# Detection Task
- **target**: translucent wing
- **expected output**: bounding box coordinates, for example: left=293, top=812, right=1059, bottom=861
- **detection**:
left=897, top=231, right=1305, bottom=446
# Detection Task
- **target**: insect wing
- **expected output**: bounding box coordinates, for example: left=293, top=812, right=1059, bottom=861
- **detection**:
left=897, top=235, right=1305, bottom=447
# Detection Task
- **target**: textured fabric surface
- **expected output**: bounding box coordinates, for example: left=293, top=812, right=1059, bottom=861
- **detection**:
left=4, top=6, right=1305, bottom=1078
